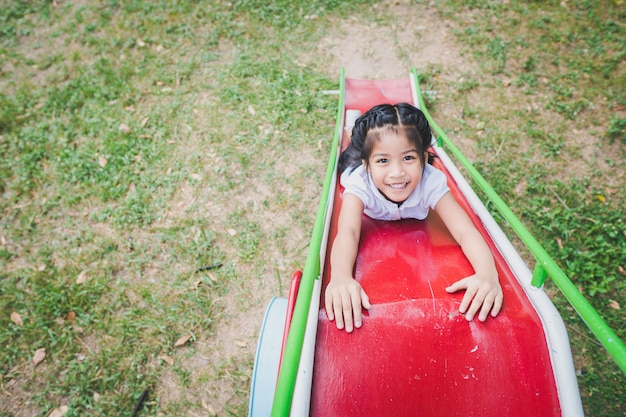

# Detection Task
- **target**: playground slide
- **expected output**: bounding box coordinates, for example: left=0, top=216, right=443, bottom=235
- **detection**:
left=249, top=73, right=584, bottom=416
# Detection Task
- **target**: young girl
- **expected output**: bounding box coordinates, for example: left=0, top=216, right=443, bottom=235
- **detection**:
left=325, top=103, right=503, bottom=333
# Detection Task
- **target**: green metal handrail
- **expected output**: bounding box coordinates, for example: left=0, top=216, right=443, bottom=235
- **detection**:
left=411, top=68, right=626, bottom=374
left=270, top=70, right=345, bottom=416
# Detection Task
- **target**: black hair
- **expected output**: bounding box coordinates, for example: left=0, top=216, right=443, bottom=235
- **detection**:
left=339, top=103, right=435, bottom=173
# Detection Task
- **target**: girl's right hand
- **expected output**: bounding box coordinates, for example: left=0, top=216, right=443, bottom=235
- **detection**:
left=325, top=276, right=371, bottom=333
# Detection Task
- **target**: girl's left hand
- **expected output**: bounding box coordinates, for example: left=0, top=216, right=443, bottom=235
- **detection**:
left=445, top=274, right=503, bottom=321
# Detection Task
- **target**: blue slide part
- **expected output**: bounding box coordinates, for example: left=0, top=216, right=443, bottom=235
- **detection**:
left=249, top=297, right=288, bottom=417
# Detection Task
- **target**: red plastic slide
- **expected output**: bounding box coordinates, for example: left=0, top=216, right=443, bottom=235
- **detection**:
left=311, top=78, right=562, bottom=416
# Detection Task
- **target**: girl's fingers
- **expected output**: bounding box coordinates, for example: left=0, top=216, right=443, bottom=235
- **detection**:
left=491, top=292, right=504, bottom=317
left=464, top=285, right=489, bottom=321
left=351, top=290, right=363, bottom=329
left=464, top=297, right=480, bottom=321
left=477, top=291, right=497, bottom=322
left=447, top=276, right=503, bottom=322
left=361, top=288, right=371, bottom=309
left=445, top=278, right=467, bottom=294
left=325, top=291, right=335, bottom=321
left=332, top=295, right=345, bottom=330
left=326, top=282, right=370, bottom=332
left=459, top=285, right=478, bottom=315
left=341, top=291, right=354, bottom=333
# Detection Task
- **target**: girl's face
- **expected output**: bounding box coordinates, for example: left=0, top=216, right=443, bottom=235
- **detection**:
left=365, top=130, right=424, bottom=204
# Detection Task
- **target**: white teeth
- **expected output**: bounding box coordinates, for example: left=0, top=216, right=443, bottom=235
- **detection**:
left=388, top=183, right=407, bottom=189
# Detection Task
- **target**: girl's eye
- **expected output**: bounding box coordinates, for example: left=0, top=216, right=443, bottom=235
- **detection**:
left=376, top=158, right=388, bottom=164
left=403, top=155, right=415, bottom=161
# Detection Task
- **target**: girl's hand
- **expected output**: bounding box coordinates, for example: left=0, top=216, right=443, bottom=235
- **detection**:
left=446, top=273, right=503, bottom=322
left=325, top=276, right=371, bottom=333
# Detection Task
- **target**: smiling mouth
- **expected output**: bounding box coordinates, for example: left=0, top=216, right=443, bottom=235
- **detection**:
left=386, top=182, right=408, bottom=190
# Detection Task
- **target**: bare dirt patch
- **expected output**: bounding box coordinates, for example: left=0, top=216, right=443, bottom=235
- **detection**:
left=317, top=2, right=473, bottom=80
left=314, top=1, right=481, bottom=158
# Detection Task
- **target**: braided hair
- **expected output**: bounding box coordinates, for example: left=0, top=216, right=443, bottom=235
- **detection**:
left=339, top=103, right=435, bottom=173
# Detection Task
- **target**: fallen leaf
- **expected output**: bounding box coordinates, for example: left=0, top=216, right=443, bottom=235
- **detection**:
left=136, top=38, right=146, bottom=47
left=190, top=173, right=202, bottom=181
left=618, top=265, right=626, bottom=276
left=235, top=340, right=247, bottom=348
left=159, top=354, right=174, bottom=366
left=140, top=117, right=149, bottom=127
left=119, top=123, right=131, bottom=134
left=556, top=237, right=564, bottom=249
left=609, top=300, right=621, bottom=310
left=228, top=229, right=237, bottom=236
left=595, top=195, right=606, bottom=203
left=248, top=105, right=256, bottom=115
left=98, top=156, right=108, bottom=168
left=10, top=311, right=23, bottom=326
left=174, top=334, right=191, bottom=347
left=33, top=348, right=46, bottom=366
left=66, top=311, right=76, bottom=322
left=76, top=270, right=89, bottom=284
left=48, top=405, right=68, bottom=417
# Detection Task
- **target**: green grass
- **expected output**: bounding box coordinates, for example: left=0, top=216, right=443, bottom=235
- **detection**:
left=0, top=1, right=351, bottom=415
left=1, top=0, right=624, bottom=416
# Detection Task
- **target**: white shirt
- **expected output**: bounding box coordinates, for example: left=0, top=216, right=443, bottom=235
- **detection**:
left=340, top=164, right=449, bottom=221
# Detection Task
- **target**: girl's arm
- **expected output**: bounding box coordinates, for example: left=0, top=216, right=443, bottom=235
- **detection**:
left=325, top=193, right=371, bottom=333
left=434, top=193, right=504, bottom=321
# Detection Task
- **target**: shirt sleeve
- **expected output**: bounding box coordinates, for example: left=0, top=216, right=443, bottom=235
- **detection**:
left=340, top=165, right=371, bottom=207
left=423, top=165, right=450, bottom=209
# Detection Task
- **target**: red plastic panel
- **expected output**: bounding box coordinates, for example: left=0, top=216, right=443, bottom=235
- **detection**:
left=343, top=78, right=414, bottom=114
left=310, top=78, right=561, bottom=416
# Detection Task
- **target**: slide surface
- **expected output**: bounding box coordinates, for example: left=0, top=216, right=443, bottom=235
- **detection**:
left=310, top=78, right=562, bottom=416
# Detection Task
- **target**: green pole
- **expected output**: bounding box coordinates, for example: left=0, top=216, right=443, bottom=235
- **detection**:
left=411, top=68, right=626, bottom=374
left=270, top=70, right=345, bottom=416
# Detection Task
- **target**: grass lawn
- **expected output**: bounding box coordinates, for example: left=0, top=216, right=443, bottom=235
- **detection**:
left=1, top=1, right=624, bottom=416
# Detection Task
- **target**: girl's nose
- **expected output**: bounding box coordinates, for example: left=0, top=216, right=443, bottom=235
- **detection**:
left=390, top=161, right=405, bottom=177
